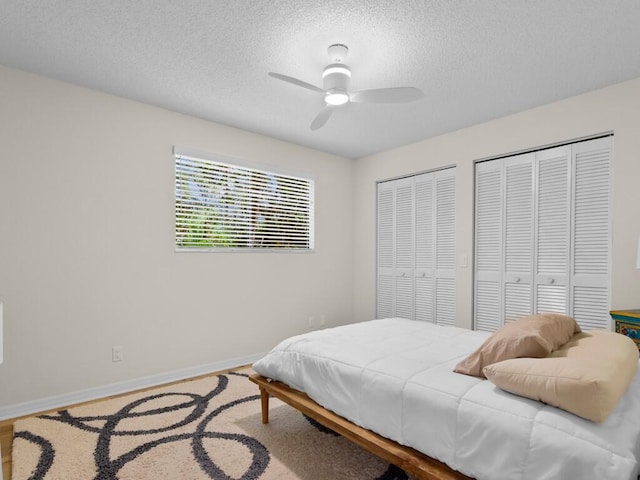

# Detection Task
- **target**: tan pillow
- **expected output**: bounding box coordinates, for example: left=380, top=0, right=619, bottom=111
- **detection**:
left=454, top=313, right=581, bottom=378
left=483, top=330, right=639, bottom=422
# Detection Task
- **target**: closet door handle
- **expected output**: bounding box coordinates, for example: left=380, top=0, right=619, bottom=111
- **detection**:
left=548, top=278, right=555, bottom=284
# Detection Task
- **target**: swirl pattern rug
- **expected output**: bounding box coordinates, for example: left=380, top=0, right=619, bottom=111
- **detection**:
left=12, top=369, right=410, bottom=480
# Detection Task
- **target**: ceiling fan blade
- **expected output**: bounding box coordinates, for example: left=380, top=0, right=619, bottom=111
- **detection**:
left=310, top=106, right=333, bottom=130
left=350, top=87, right=423, bottom=103
left=268, top=72, right=325, bottom=93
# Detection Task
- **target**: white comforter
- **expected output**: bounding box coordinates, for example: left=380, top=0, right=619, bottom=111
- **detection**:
left=253, top=318, right=640, bottom=480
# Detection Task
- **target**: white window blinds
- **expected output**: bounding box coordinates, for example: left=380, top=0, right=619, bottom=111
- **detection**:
left=175, top=152, right=314, bottom=250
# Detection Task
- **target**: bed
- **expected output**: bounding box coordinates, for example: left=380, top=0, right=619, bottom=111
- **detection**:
left=251, top=318, right=640, bottom=480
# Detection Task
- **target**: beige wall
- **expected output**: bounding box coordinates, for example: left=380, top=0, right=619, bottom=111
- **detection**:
left=2, top=63, right=640, bottom=410
left=353, top=77, right=640, bottom=327
left=0, top=65, right=354, bottom=407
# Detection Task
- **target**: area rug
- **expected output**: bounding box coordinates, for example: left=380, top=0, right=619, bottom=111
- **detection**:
left=12, top=369, right=410, bottom=479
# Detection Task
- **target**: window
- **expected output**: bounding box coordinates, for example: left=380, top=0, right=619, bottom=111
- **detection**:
left=175, top=150, right=314, bottom=251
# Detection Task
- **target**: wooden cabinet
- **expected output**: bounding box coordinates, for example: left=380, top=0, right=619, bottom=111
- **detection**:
left=611, top=310, right=640, bottom=351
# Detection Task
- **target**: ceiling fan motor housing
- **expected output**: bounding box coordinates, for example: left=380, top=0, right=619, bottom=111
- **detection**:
left=327, top=43, right=349, bottom=62
left=322, top=63, right=351, bottom=92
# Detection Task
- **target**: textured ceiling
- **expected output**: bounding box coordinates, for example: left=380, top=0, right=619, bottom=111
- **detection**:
left=1, top=1, right=640, bottom=159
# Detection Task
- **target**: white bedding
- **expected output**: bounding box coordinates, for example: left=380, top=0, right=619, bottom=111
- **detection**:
left=253, top=318, right=640, bottom=480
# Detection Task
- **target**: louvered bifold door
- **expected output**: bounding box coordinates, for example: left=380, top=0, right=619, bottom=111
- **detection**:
left=503, top=154, right=534, bottom=323
left=377, top=182, right=395, bottom=318
left=434, top=169, right=456, bottom=326
left=378, top=169, right=456, bottom=323
left=474, top=160, right=503, bottom=331
left=414, top=173, right=435, bottom=323
left=394, top=178, right=415, bottom=319
left=570, top=137, right=611, bottom=329
left=534, top=146, right=571, bottom=315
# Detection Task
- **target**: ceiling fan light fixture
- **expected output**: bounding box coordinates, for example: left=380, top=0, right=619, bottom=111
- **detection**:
left=322, top=64, right=351, bottom=79
left=268, top=43, right=423, bottom=130
left=325, top=90, right=349, bottom=106
left=323, top=63, right=351, bottom=93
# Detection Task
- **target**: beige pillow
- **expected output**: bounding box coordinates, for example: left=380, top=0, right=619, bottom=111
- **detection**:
left=483, top=330, right=639, bottom=422
left=454, top=313, right=581, bottom=378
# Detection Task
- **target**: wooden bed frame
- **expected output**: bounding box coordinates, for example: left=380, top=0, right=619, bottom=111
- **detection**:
left=249, top=374, right=472, bottom=480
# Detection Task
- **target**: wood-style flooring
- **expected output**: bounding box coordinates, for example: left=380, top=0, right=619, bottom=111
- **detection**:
left=1, top=417, right=12, bottom=480
left=0, top=365, right=248, bottom=480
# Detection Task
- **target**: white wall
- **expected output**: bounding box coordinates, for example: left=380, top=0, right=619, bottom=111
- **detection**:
left=0, top=65, right=354, bottom=407
left=2, top=63, right=640, bottom=412
left=353, top=77, right=640, bottom=328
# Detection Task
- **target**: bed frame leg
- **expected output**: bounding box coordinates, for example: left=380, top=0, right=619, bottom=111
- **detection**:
left=260, top=387, right=269, bottom=424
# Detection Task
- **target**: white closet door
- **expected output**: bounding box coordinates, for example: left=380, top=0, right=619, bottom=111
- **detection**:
left=377, top=168, right=456, bottom=323
left=376, top=183, right=395, bottom=318
left=474, top=138, right=611, bottom=332
left=394, top=178, right=415, bottom=319
left=376, top=177, right=415, bottom=320
left=434, top=170, right=456, bottom=326
left=571, top=137, right=611, bottom=329
left=415, top=173, right=434, bottom=323
left=535, top=146, right=570, bottom=315
left=504, top=154, right=534, bottom=322
left=474, top=160, right=503, bottom=331
left=475, top=154, right=535, bottom=330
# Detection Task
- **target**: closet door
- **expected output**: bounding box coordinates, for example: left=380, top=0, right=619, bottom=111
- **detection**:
left=534, top=146, right=571, bottom=314
left=376, top=181, right=395, bottom=318
left=473, top=137, right=612, bottom=332
left=376, top=177, right=415, bottom=320
left=394, top=178, right=415, bottom=319
left=570, top=137, right=611, bottom=328
left=504, top=154, right=534, bottom=322
left=475, top=154, right=534, bottom=331
left=414, top=173, right=434, bottom=322
left=414, top=169, right=457, bottom=325
left=474, top=160, right=503, bottom=331
left=377, top=168, right=456, bottom=322
left=434, top=169, right=456, bottom=326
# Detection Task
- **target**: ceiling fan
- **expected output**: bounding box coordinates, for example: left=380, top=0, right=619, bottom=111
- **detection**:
left=269, top=44, right=424, bottom=130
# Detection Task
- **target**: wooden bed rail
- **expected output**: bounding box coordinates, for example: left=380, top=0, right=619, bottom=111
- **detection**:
left=249, top=374, right=472, bottom=480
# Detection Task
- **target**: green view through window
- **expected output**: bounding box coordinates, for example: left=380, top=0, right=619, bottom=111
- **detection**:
left=175, top=151, right=314, bottom=250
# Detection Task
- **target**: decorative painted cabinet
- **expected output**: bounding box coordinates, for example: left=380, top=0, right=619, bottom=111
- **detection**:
left=611, top=310, right=640, bottom=351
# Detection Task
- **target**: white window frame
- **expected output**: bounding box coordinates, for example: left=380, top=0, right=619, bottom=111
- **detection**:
left=174, top=147, right=315, bottom=252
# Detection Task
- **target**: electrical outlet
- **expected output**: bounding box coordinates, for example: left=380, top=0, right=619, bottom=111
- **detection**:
left=308, top=316, right=315, bottom=330
left=319, top=314, right=326, bottom=327
left=112, top=346, right=123, bottom=362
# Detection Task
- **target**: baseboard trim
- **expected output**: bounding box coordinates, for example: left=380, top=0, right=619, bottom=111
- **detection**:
left=0, top=352, right=266, bottom=421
